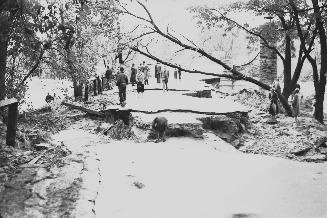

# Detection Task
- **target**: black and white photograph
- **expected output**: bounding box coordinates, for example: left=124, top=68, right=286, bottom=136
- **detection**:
left=1, top=0, right=327, bottom=217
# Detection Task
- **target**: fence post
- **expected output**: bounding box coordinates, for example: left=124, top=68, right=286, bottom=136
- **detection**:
left=93, top=79, right=97, bottom=96
left=6, top=102, right=18, bottom=147
left=84, top=83, right=89, bottom=101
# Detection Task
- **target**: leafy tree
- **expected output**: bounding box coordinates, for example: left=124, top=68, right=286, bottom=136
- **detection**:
left=118, top=0, right=317, bottom=116
left=42, top=0, right=120, bottom=97
left=0, top=0, right=54, bottom=101
left=290, top=0, right=327, bottom=123
left=189, top=0, right=318, bottom=115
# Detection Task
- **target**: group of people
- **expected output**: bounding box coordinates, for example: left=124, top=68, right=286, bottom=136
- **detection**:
left=268, top=78, right=301, bottom=122
left=130, top=61, right=150, bottom=94
left=111, top=61, right=183, bottom=106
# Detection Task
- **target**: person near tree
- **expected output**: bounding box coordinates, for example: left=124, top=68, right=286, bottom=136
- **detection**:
left=268, top=87, right=279, bottom=119
left=116, top=67, right=129, bottom=105
left=96, top=74, right=102, bottom=95
left=292, top=88, right=301, bottom=121
left=274, top=78, right=281, bottom=94
left=130, top=63, right=137, bottom=86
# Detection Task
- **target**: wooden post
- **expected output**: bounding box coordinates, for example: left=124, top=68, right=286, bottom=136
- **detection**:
left=93, top=79, right=97, bottom=96
left=6, top=102, right=18, bottom=147
left=84, top=83, right=89, bottom=101
left=97, top=77, right=102, bottom=95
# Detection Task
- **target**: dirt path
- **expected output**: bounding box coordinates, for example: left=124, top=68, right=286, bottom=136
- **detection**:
left=50, top=123, right=327, bottom=218
left=5, top=76, right=327, bottom=218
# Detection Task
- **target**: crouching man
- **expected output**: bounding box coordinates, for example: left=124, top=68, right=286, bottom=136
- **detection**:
left=152, top=117, right=168, bottom=143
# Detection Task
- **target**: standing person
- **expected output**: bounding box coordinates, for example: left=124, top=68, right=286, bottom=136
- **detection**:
left=268, top=87, right=279, bottom=119
left=162, top=67, right=169, bottom=92
left=155, top=62, right=162, bottom=83
left=292, top=88, right=300, bottom=121
left=105, top=66, right=113, bottom=90
left=130, top=63, right=137, bottom=86
left=274, top=78, right=281, bottom=94
left=143, top=61, right=150, bottom=85
left=178, top=65, right=182, bottom=80
left=116, top=67, right=128, bottom=106
left=96, top=74, right=102, bottom=95
left=174, top=68, right=178, bottom=79
left=155, top=62, right=161, bottom=83
left=136, top=67, right=145, bottom=96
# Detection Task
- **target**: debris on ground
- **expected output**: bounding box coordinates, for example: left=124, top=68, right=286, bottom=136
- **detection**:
left=133, top=181, right=145, bottom=189
left=232, top=88, right=327, bottom=162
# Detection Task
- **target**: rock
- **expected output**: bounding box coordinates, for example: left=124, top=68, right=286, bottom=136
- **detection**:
left=34, top=143, right=52, bottom=151
left=133, top=181, right=145, bottom=189
left=314, top=137, right=327, bottom=148
left=199, top=115, right=242, bottom=141
left=183, top=90, right=212, bottom=98
left=266, top=117, right=278, bottom=124
left=290, top=145, right=312, bottom=156
left=318, top=147, right=327, bottom=154
left=305, top=154, right=327, bottom=162
left=231, top=139, right=241, bottom=148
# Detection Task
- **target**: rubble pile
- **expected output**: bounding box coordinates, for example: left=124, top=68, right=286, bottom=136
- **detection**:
left=232, top=89, right=327, bottom=162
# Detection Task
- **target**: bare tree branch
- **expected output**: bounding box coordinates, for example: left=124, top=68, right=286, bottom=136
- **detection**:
left=132, top=46, right=271, bottom=90
left=209, top=8, right=285, bottom=62
left=120, top=4, right=151, bottom=24
left=131, top=31, right=156, bottom=41
left=19, top=48, right=44, bottom=85
left=235, top=52, right=260, bottom=68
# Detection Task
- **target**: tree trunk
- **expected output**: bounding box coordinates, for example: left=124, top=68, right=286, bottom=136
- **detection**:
left=84, top=83, right=89, bottom=101
left=314, top=91, right=324, bottom=123
left=278, top=91, right=293, bottom=116
left=282, top=34, right=292, bottom=98
left=312, top=0, right=327, bottom=124
left=0, top=13, right=11, bottom=101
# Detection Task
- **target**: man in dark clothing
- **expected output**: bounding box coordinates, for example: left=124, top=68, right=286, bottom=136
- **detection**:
left=96, top=75, right=102, bottom=95
left=130, top=63, right=137, bottom=86
left=152, top=116, right=168, bottom=142
left=155, top=62, right=161, bottom=83
left=105, top=66, right=113, bottom=90
left=116, top=67, right=129, bottom=105
left=178, top=65, right=182, bottom=80
left=268, top=87, right=279, bottom=119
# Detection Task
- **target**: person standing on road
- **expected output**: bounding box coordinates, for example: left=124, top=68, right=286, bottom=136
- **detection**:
left=143, top=61, right=150, bottom=85
left=162, top=67, right=169, bottom=92
left=178, top=65, right=182, bottom=80
left=136, top=67, right=145, bottom=96
left=155, top=62, right=161, bottom=84
left=130, top=63, right=137, bottom=86
left=155, top=62, right=162, bottom=83
left=116, top=67, right=129, bottom=106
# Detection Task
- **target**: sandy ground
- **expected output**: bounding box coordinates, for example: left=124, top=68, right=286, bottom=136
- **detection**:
left=84, top=134, right=327, bottom=218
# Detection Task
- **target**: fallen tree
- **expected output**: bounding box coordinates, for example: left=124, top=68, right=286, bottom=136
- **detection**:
left=120, top=1, right=294, bottom=116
